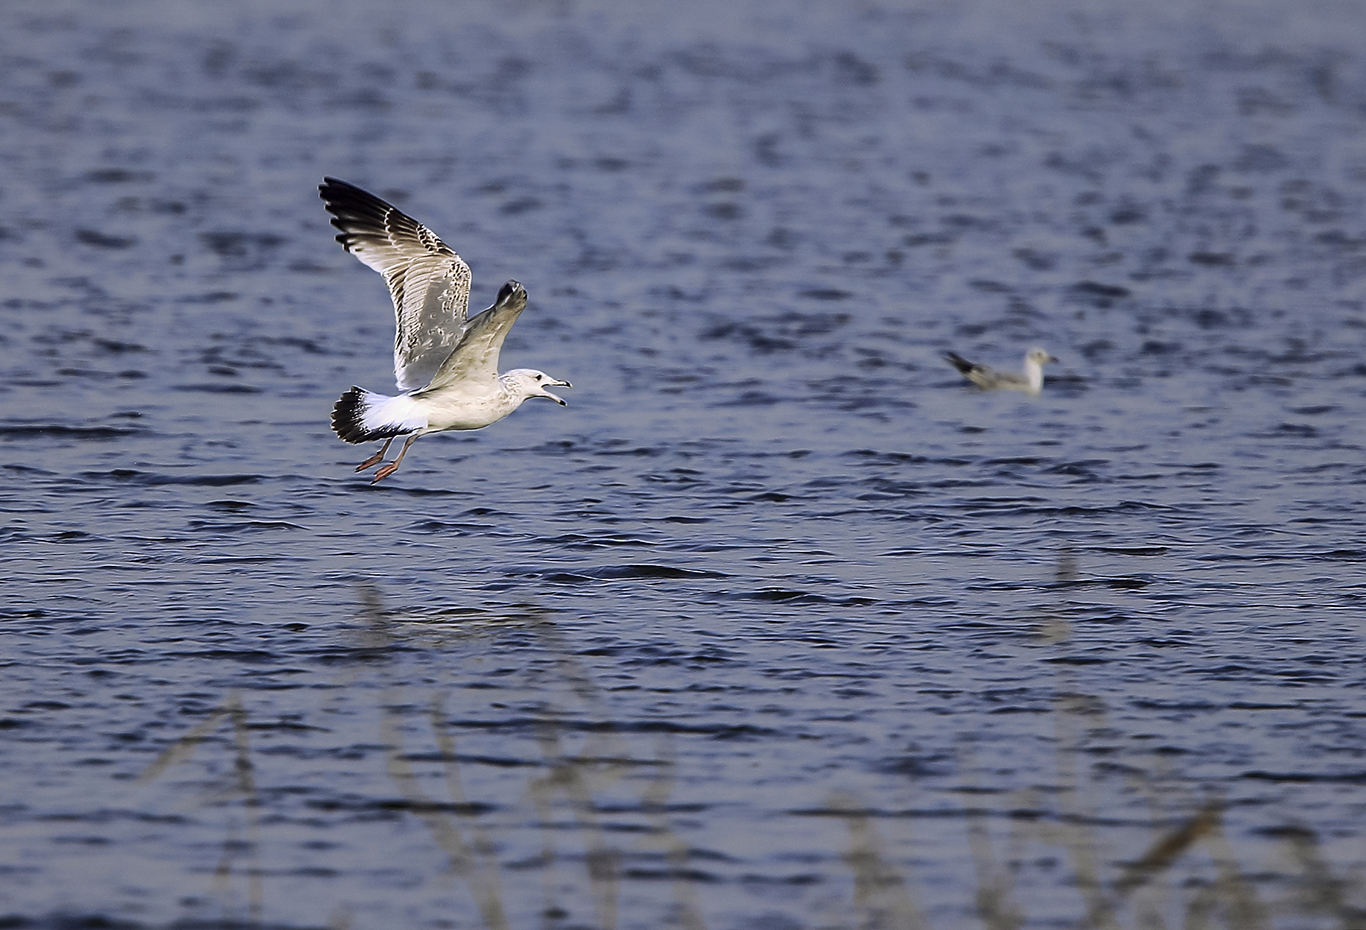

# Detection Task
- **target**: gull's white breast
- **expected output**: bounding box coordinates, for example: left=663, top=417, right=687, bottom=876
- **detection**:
left=417, top=381, right=521, bottom=431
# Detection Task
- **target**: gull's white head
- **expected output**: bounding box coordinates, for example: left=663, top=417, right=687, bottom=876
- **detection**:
left=1021, top=348, right=1058, bottom=394
left=505, top=368, right=571, bottom=406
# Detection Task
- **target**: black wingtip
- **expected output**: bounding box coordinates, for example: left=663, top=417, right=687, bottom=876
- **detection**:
left=944, top=352, right=974, bottom=374
left=495, top=279, right=528, bottom=310
left=320, top=176, right=359, bottom=195
left=319, top=178, right=390, bottom=214
left=320, top=179, right=400, bottom=255
left=319, top=177, right=346, bottom=202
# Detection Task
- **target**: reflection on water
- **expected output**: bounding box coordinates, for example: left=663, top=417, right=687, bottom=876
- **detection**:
left=132, top=577, right=1361, bottom=929
left=138, top=694, right=265, bottom=925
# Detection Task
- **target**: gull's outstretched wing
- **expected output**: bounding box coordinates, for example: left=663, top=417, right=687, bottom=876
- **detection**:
left=320, top=177, right=473, bottom=392
left=423, top=281, right=528, bottom=392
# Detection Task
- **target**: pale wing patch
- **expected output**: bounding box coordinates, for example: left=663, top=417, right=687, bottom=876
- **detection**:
left=424, top=285, right=528, bottom=392
left=393, top=258, right=473, bottom=391
left=320, top=178, right=474, bottom=391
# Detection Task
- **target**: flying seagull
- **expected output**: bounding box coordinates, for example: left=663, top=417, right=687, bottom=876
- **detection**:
left=944, top=347, right=1058, bottom=395
left=320, top=178, right=570, bottom=483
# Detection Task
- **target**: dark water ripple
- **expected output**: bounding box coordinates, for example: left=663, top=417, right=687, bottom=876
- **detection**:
left=2, top=0, right=1366, bottom=927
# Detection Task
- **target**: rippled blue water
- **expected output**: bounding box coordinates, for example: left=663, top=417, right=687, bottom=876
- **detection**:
left=2, top=1, right=1364, bottom=927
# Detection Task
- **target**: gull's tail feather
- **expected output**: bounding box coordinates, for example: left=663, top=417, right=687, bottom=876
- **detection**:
left=331, top=387, right=426, bottom=444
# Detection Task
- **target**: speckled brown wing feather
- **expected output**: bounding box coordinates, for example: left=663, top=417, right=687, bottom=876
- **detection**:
left=320, top=177, right=473, bottom=392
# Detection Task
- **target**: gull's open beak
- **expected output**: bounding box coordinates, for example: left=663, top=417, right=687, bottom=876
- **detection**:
left=543, top=379, right=571, bottom=406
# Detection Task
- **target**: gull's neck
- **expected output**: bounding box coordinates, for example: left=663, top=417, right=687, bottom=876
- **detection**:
left=1023, top=356, right=1044, bottom=394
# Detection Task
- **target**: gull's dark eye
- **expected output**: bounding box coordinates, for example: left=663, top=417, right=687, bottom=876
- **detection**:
left=536, top=374, right=543, bottom=381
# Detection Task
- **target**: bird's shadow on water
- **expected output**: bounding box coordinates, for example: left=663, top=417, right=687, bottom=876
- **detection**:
left=137, top=572, right=1365, bottom=929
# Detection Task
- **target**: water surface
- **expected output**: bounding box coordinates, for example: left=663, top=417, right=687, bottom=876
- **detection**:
left=2, top=1, right=1364, bottom=927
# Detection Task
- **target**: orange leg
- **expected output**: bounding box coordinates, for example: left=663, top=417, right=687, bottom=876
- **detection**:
left=371, top=433, right=423, bottom=484
left=355, top=437, right=394, bottom=472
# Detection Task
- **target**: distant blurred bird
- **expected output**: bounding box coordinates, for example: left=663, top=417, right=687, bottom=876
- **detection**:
left=320, top=178, right=570, bottom=483
left=944, top=347, right=1058, bottom=395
